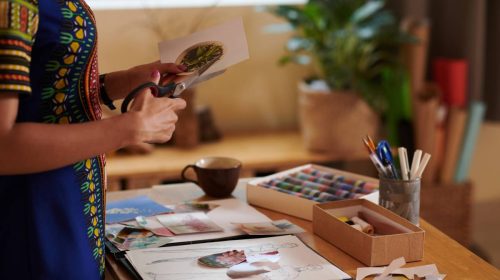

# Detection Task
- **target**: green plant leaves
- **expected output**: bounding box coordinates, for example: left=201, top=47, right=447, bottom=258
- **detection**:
left=269, top=0, right=413, bottom=113
left=351, top=0, right=384, bottom=23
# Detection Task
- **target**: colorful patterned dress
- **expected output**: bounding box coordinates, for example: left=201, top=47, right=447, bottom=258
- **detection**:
left=0, top=0, right=105, bottom=279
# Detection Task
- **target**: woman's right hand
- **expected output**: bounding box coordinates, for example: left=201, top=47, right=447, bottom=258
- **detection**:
left=128, top=70, right=186, bottom=144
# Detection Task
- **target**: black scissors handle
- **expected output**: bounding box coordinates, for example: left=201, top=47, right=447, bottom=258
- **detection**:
left=121, top=82, right=177, bottom=113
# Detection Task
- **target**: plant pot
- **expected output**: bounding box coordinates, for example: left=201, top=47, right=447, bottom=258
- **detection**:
left=298, top=82, right=380, bottom=156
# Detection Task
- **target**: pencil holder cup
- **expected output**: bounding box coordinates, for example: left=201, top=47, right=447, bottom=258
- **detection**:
left=379, top=178, right=421, bottom=225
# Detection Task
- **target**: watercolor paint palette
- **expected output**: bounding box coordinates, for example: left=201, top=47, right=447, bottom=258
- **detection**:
left=247, top=164, right=380, bottom=221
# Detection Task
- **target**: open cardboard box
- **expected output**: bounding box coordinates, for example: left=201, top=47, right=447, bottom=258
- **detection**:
left=247, top=164, right=379, bottom=221
left=313, top=199, right=425, bottom=266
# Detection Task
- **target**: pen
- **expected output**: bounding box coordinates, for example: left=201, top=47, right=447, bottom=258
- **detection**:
left=398, top=147, right=410, bottom=180
left=363, top=137, right=389, bottom=178
left=376, top=140, right=399, bottom=179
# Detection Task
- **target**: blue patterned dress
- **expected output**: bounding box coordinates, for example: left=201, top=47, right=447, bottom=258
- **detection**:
left=0, top=1, right=105, bottom=279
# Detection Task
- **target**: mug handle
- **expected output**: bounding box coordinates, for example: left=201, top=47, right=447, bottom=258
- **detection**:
left=181, top=164, right=198, bottom=184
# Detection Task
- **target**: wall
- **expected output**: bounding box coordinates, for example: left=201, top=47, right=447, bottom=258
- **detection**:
left=470, top=122, right=500, bottom=203
left=93, top=7, right=313, bottom=132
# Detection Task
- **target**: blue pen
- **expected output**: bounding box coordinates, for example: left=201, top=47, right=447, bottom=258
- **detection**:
left=376, top=140, right=400, bottom=179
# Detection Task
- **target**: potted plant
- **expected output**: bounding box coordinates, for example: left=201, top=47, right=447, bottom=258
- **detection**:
left=270, top=0, right=411, bottom=155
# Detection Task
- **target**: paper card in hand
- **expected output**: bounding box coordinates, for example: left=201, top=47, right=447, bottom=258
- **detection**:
left=158, top=17, right=249, bottom=81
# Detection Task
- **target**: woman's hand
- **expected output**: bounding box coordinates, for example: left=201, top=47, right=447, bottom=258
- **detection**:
left=104, top=61, right=187, bottom=101
left=128, top=70, right=187, bottom=144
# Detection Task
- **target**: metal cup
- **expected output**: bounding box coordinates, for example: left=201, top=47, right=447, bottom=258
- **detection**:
left=379, top=177, right=421, bottom=225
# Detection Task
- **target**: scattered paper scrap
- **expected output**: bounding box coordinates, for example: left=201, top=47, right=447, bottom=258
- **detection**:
left=105, top=223, right=173, bottom=251
left=356, top=257, right=445, bottom=280
left=173, top=202, right=220, bottom=213
left=136, top=216, right=174, bottom=237
left=235, top=219, right=305, bottom=235
left=156, top=212, right=223, bottom=235
left=226, top=262, right=271, bottom=279
left=106, top=196, right=172, bottom=224
left=198, top=250, right=246, bottom=268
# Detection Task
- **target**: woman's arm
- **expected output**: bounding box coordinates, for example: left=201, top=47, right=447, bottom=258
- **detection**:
left=0, top=71, right=186, bottom=175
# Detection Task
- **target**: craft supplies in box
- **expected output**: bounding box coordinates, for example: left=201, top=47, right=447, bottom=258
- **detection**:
left=313, top=199, right=425, bottom=266
left=247, top=164, right=379, bottom=220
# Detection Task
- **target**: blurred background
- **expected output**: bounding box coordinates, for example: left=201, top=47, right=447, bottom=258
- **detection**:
left=89, top=0, right=499, bottom=268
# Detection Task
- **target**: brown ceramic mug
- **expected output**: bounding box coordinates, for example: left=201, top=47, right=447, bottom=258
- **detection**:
left=181, top=157, right=242, bottom=198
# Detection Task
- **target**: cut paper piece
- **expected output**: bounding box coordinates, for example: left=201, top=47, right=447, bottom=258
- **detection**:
left=238, top=222, right=284, bottom=235
left=245, top=250, right=280, bottom=263
left=356, top=257, right=442, bottom=280
left=156, top=212, right=223, bottom=235
left=272, top=220, right=306, bottom=235
left=105, top=223, right=173, bottom=251
left=374, top=257, right=406, bottom=280
left=226, top=262, right=272, bottom=279
left=234, top=219, right=305, bottom=235
left=173, top=202, right=220, bottom=213
left=136, top=216, right=174, bottom=237
left=106, top=196, right=172, bottom=224
left=198, top=250, right=246, bottom=268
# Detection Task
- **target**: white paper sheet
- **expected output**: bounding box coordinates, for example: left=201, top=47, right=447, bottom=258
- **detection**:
left=126, top=235, right=351, bottom=280
left=158, top=17, right=249, bottom=77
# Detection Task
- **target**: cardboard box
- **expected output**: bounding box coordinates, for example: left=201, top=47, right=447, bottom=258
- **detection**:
left=313, top=199, right=425, bottom=266
left=247, top=164, right=379, bottom=221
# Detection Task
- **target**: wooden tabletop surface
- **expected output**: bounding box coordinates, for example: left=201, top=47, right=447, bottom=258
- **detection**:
left=105, top=180, right=500, bottom=280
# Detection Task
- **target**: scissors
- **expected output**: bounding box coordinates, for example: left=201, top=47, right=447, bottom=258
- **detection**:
left=121, top=55, right=222, bottom=113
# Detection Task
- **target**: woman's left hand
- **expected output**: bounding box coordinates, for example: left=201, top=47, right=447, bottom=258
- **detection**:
left=104, top=61, right=187, bottom=101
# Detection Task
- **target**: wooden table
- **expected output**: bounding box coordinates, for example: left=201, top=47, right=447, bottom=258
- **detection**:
left=105, top=180, right=500, bottom=280
left=106, top=131, right=366, bottom=190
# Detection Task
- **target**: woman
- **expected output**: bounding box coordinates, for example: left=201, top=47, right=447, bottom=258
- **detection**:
left=0, top=0, right=186, bottom=278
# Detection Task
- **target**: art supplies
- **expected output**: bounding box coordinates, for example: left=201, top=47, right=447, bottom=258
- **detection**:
left=363, top=137, right=431, bottom=224
left=364, top=136, right=431, bottom=181
left=398, top=147, right=410, bottom=180
left=106, top=196, right=173, bottom=224
left=314, top=199, right=425, bottom=266
left=125, top=235, right=351, bottom=280
left=337, top=216, right=374, bottom=234
left=376, top=140, right=399, bottom=179
left=257, top=168, right=377, bottom=204
left=248, top=164, right=380, bottom=221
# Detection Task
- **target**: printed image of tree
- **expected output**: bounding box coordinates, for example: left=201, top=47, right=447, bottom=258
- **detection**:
left=176, top=41, right=224, bottom=72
